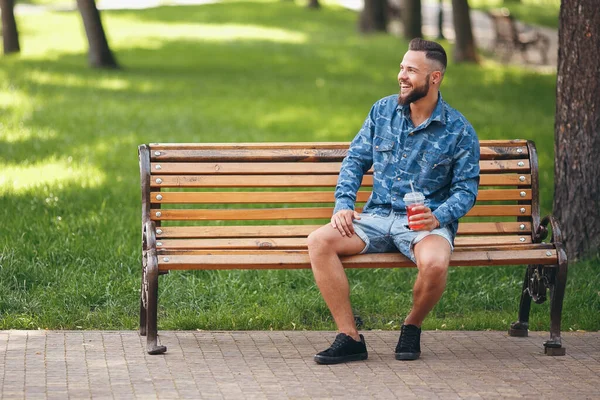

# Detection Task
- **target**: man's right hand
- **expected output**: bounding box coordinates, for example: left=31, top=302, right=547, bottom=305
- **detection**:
left=330, top=210, right=361, bottom=237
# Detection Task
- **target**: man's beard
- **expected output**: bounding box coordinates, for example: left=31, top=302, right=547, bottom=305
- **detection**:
left=398, top=74, right=430, bottom=106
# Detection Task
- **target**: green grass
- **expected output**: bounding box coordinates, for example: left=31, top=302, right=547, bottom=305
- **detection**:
left=468, top=0, right=560, bottom=29
left=1, top=0, right=598, bottom=332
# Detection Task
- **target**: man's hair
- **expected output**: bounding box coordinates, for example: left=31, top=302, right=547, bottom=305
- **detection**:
left=408, top=38, right=447, bottom=76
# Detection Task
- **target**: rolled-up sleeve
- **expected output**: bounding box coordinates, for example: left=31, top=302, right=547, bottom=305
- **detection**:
left=432, top=125, right=480, bottom=227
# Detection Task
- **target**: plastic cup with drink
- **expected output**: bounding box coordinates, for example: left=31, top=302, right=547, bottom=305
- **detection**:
left=404, top=181, right=426, bottom=230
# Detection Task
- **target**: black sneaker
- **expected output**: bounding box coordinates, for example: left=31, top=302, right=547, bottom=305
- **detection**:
left=314, top=333, right=368, bottom=365
left=395, top=324, right=421, bottom=360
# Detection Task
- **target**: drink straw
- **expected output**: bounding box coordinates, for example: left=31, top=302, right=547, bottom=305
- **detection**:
left=409, top=180, right=415, bottom=194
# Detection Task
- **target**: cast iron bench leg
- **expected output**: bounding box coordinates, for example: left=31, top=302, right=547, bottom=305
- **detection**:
left=140, top=277, right=147, bottom=336
left=544, top=246, right=568, bottom=356
left=509, top=266, right=532, bottom=337
left=145, top=252, right=167, bottom=355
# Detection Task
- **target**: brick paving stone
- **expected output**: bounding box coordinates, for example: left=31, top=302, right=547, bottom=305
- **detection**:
left=1, top=330, right=599, bottom=399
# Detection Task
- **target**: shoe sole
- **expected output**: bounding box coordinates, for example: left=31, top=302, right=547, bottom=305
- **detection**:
left=395, top=352, right=421, bottom=360
left=313, top=352, right=368, bottom=365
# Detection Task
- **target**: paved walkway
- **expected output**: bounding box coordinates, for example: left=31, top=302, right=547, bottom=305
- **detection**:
left=1, top=330, right=599, bottom=399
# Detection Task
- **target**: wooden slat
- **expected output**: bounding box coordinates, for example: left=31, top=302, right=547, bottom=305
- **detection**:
left=149, top=146, right=528, bottom=162
left=150, top=189, right=531, bottom=204
left=150, top=142, right=352, bottom=150
left=151, top=174, right=530, bottom=187
left=149, top=160, right=529, bottom=175
left=157, top=243, right=554, bottom=255
left=149, top=140, right=527, bottom=151
left=157, top=248, right=557, bottom=270
left=479, top=146, right=529, bottom=160
left=155, top=235, right=531, bottom=250
left=479, top=160, right=530, bottom=172
left=151, top=175, right=353, bottom=187
left=152, top=191, right=344, bottom=204
left=151, top=205, right=531, bottom=221
left=150, top=149, right=348, bottom=162
left=155, top=222, right=532, bottom=239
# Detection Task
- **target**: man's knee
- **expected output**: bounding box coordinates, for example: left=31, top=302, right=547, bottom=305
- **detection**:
left=307, top=225, right=364, bottom=257
left=307, top=227, right=335, bottom=255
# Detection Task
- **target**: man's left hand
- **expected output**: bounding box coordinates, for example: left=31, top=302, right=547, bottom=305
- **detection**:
left=408, top=205, right=440, bottom=231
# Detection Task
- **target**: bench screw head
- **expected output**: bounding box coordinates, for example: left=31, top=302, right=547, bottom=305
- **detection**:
left=520, top=237, right=525, bottom=242
left=520, top=224, right=525, bottom=230
left=519, top=176, right=526, bottom=182
left=157, top=242, right=162, bottom=246
left=155, top=178, right=163, bottom=184
left=155, top=165, right=161, bottom=170
left=156, top=194, right=163, bottom=200
left=520, top=191, right=526, bottom=197
left=156, top=211, right=162, bottom=217
left=156, top=229, right=163, bottom=235
left=518, top=161, right=525, bottom=167
left=517, top=148, right=523, bottom=154
left=546, top=251, right=552, bottom=257
left=154, top=151, right=161, bottom=156
left=520, top=208, right=526, bottom=214
left=163, top=257, right=170, bottom=262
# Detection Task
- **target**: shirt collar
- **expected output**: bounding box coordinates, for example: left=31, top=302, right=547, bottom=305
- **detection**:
left=396, top=91, right=447, bottom=126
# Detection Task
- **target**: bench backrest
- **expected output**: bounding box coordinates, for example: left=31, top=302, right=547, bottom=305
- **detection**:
left=488, top=9, right=519, bottom=44
left=139, top=140, right=540, bottom=250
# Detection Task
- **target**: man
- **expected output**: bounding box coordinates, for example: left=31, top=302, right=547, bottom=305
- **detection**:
left=307, top=38, right=480, bottom=364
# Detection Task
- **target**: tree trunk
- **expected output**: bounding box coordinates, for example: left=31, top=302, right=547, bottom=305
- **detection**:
left=437, top=0, right=445, bottom=39
left=358, top=0, right=388, bottom=33
left=451, top=0, right=478, bottom=63
left=0, top=0, right=20, bottom=54
left=307, top=0, right=320, bottom=9
left=76, top=0, right=119, bottom=68
left=402, top=0, right=422, bottom=39
left=554, top=0, right=600, bottom=260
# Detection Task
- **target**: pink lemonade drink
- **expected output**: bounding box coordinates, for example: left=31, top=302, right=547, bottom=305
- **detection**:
left=403, top=191, right=426, bottom=230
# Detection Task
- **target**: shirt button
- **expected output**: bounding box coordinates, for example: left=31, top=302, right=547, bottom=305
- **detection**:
left=403, top=154, right=407, bottom=158
left=397, top=177, right=401, bottom=181
left=393, top=197, right=397, bottom=201
left=375, top=145, right=379, bottom=149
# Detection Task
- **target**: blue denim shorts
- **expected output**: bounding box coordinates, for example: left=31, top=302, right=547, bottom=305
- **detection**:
left=352, top=212, right=454, bottom=263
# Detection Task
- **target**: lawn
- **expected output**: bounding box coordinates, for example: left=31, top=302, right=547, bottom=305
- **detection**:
left=1, top=0, right=597, bottom=332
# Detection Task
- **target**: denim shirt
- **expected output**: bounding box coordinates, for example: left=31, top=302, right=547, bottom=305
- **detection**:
left=334, top=93, right=480, bottom=238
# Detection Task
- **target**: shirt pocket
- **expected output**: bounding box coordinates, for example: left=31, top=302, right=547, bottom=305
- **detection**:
left=417, top=150, right=453, bottom=193
left=373, top=136, right=395, bottom=173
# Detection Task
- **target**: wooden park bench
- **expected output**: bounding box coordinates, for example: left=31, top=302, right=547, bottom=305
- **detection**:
left=487, top=9, right=551, bottom=64
left=138, top=140, right=568, bottom=356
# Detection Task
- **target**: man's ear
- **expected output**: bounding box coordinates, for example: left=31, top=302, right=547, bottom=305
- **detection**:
left=431, top=71, right=442, bottom=85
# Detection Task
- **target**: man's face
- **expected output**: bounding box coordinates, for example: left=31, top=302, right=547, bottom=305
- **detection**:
left=397, top=50, right=432, bottom=106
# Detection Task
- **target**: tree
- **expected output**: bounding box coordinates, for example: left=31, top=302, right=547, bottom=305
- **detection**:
left=402, top=0, right=422, bottom=39
left=0, top=0, right=20, bottom=54
left=358, top=0, right=388, bottom=33
left=554, top=0, right=600, bottom=260
left=307, top=0, right=320, bottom=9
left=451, top=0, right=477, bottom=63
left=76, top=0, right=119, bottom=68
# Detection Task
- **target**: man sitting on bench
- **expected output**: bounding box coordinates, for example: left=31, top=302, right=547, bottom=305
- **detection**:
left=307, top=39, right=481, bottom=364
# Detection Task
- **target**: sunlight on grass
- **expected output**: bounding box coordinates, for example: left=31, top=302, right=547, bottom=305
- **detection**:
left=1, top=126, right=57, bottom=144
left=111, top=22, right=307, bottom=46
left=0, top=160, right=106, bottom=193
left=27, top=70, right=132, bottom=91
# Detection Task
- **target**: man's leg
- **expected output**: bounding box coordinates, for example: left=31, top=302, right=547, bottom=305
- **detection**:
left=395, top=234, right=451, bottom=360
left=405, top=234, right=452, bottom=326
left=307, top=224, right=366, bottom=341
